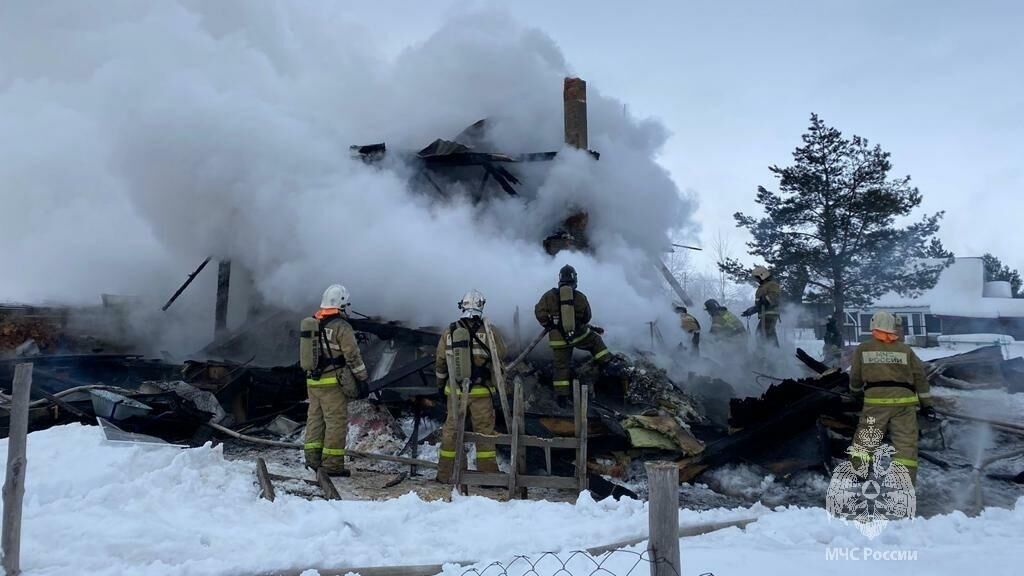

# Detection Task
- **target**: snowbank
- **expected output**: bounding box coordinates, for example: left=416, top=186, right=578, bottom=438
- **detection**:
left=2, top=425, right=1023, bottom=576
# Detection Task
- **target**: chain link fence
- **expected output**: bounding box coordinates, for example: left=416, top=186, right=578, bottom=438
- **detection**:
left=457, top=549, right=708, bottom=576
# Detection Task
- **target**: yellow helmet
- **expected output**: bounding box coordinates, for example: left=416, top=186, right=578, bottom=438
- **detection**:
left=752, top=265, right=771, bottom=281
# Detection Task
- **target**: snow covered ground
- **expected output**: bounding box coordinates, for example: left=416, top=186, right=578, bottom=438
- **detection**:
left=3, top=424, right=1023, bottom=576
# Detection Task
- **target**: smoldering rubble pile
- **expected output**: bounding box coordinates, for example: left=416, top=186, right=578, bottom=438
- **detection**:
left=2, top=304, right=1023, bottom=503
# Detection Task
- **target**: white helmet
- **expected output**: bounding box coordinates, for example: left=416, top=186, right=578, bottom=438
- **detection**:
left=752, top=265, right=771, bottom=281
left=869, top=311, right=897, bottom=334
left=320, top=284, right=351, bottom=309
left=458, top=289, right=486, bottom=318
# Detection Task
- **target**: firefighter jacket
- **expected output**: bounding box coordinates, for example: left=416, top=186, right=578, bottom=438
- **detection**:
left=679, top=312, right=701, bottom=334
left=534, top=287, right=594, bottom=348
left=310, top=315, right=369, bottom=388
left=849, top=338, right=931, bottom=408
left=753, top=279, right=781, bottom=318
left=709, top=310, right=745, bottom=336
left=435, top=318, right=507, bottom=397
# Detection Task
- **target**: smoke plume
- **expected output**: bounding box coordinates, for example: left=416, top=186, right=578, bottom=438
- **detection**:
left=0, top=2, right=698, bottom=353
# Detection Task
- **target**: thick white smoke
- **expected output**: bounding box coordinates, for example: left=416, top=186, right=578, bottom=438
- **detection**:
left=0, top=2, right=698, bottom=353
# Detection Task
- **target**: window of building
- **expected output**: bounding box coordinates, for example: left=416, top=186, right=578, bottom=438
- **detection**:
left=859, top=313, right=872, bottom=333
left=912, top=313, right=925, bottom=336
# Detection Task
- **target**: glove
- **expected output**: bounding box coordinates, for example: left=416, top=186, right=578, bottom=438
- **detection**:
left=921, top=405, right=939, bottom=421
left=547, top=315, right=560, bottom=330
left=592, top=326, right=605, bottom=335
left=356, top=377, right=370, bottom=399
left=741, top=307, right=756, bottom=318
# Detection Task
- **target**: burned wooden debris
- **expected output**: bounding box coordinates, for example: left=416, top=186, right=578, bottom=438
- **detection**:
left=4, top=294, right=1021, bottom=505
left=350, top=117, right=597, bottom=201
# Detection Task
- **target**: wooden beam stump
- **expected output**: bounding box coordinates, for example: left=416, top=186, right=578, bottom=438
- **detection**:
left=256, top=457, right=276, bottom=502
left=3, top=363, right=32, bottom=576
left=215, top=259, right=232, bottom=339
left=645, top=461, right=681, bottom=576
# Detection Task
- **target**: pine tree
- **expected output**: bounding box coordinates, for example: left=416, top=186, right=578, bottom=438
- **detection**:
left=725, top=114, right=947, bottom=325
left=919, top=238, right=954, bottom=259
left=981, top=253, right=1022, bottom=297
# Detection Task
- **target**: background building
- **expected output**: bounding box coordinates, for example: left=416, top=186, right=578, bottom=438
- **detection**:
left=844, top=257, right=1024, bottom=345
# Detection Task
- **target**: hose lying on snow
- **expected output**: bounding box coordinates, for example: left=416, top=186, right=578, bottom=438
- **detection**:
left=204, top=421, right=438, bottom=469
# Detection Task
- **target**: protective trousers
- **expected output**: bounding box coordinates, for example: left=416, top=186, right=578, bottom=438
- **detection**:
left=437, top=386, right=497, bottom=482
left=304, top=384, right=349, bottom=474
left=757, top=315, right=779, bottom=346
left=551, top=330, right=610, bottom=397
left=850, top=404, right=919, bottom=485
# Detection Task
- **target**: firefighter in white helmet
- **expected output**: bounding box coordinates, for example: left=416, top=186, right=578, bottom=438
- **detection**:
left=849, top=311, right=936, bottom=485
left=298, top=284, right=368, bottom=477
left=741, top=265, right=781, bottom=346
left=434, top=289, right=507, bottom=483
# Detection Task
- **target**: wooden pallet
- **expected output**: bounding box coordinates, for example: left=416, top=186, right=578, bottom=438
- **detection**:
left=450, top=376, right=588, bottom=499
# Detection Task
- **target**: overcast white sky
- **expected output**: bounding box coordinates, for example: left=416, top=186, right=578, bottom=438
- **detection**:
left=347, top=0, right=1023, bottom=273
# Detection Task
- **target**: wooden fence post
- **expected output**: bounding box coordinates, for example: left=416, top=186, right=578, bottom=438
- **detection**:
left=645, top=461, right=680, bottom=576
left=576, top=384, right=589, bottom=492
left=3, top=363, right=32, bottom=576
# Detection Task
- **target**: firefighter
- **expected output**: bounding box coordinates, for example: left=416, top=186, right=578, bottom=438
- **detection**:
left=741, top=265, right=781, bottom=346
left=849, top=311, right=937, bottom=485
left=673, top=302, right=701, bottom=353
left=822, top=315, right=844, bottom=366
left=435, top=289, right=507, bottom=483
left=299, top=284, right=369, bottom=477
left=704, top=299, right=745, bottom=338
left=534, top=265, right=612, bottom=400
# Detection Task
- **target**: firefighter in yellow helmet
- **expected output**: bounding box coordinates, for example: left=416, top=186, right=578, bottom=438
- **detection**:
left=849, top=311, right=937, bottom=485
left=435, top=289, right=507, bottom=483
left=299, top=284, right=369, bottom=477
left=741, top=265, right=781, bottom=346
left=673, top=302, right=701, bottom=353
left=534, top=265, right=611, bottom=400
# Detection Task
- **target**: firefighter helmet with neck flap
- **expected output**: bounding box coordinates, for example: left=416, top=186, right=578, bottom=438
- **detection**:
left=458, top=289, right=486, bottom=318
